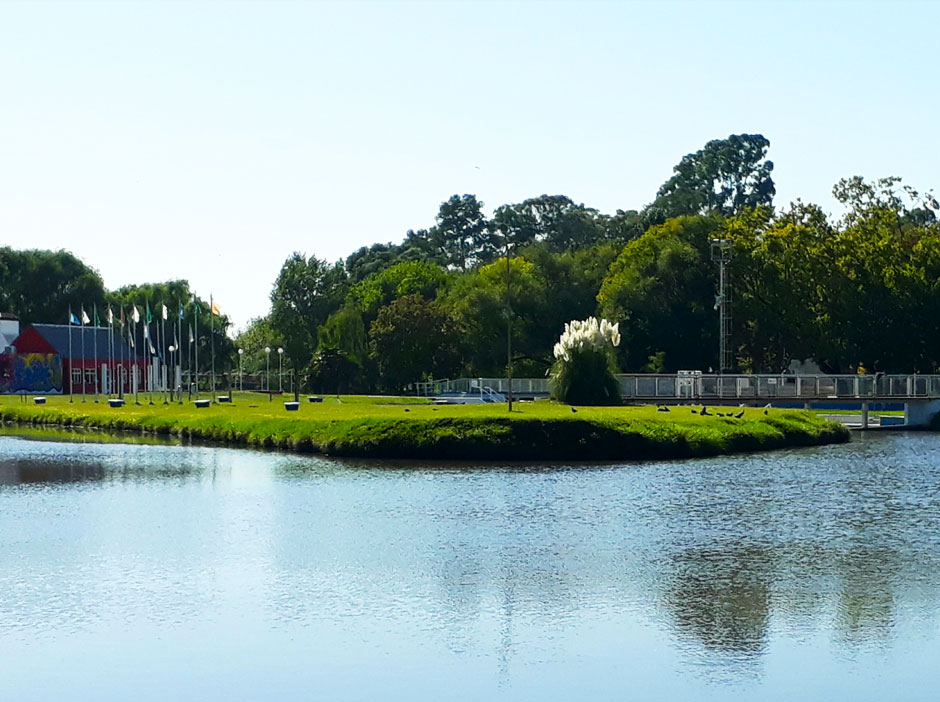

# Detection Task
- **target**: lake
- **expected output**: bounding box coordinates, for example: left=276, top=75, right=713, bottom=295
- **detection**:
left=1, top=429, right=939, bottom=700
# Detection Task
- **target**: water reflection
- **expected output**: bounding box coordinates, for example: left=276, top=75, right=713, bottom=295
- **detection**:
left=1, top=432, right=940, bottom=700
left=666, top=546, right=771, bottom=657
left=0, top=458, right=106, bottom=484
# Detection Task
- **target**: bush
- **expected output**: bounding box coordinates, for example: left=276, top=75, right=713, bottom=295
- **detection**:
left=549, top=317, right=622, bottom=405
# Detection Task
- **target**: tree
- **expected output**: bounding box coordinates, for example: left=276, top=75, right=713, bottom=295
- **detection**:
left=0, top=248, right=107, bottom=326
left=308, top=348, right=361, bottom=395
left=597, top=216, right=722, bottom=372
left=233, top=315, right=282, bottom=375
left=270, top=253, right=347, bottom=400
left=647, top=134, right=775, bottom=221
left=494, top=195, right=602, bottom=251
left=369, top=295, right=459, bottom=392
left=434, top=194, right=492, bottom=270
left=348, top=260, right=449, bottom=320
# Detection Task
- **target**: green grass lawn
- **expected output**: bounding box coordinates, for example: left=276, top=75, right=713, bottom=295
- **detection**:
left=0, top=392, right=849, bottom=461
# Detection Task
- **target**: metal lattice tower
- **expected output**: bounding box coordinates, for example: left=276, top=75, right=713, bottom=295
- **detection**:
left=710, top=239, right=733, bottom=373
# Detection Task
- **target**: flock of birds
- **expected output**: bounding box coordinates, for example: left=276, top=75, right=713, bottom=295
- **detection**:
left=656, top=403, right=772, bottom=417
left=407, top=404, right=772, bottom=415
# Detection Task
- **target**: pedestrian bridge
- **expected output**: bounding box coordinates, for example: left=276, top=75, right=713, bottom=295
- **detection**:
left=417, top=373, right=940, bottom=427
left=419, top=373, right=940, bottom=401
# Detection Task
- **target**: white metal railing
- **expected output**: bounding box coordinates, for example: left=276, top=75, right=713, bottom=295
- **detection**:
left=415, top=377, right=551, bottom=397
left=615, top=373, right=940, bottom=400
left=416, top=374, right=940, bottom=400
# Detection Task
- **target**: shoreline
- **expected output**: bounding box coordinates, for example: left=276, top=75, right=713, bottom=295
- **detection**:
left=0, top=396, right=849, bottom=461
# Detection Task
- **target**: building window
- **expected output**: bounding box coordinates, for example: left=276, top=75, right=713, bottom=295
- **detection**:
left=85, top=369, right=96, bottom=385
left=72, top=369, right=82, bottom=386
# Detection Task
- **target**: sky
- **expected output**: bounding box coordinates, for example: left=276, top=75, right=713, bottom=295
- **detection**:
left=2, top=0, right=939, bottom=330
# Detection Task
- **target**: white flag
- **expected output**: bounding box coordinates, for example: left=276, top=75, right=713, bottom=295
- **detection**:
left=143, top=323, right=150, bottom=340
left=161, top=304, right=168, bottom=320
left=107, top=306, right=114, bottom=324
left=132, top=306, right=140, bottom=324
left=81, top=308, right=90, bottom=325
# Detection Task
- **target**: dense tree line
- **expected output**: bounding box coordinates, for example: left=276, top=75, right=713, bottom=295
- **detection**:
left=5, top=134, right=940, bottom=392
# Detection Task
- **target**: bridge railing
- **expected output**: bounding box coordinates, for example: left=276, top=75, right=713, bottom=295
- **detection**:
left=415, top=374, right=940, bottom=400
left=615, top=373, right=940, bottom=400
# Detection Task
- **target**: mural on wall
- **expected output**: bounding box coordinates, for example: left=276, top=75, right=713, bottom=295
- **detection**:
left=0, top=353, right=63, bottom=394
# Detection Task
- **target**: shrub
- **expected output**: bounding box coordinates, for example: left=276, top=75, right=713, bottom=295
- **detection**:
left=549, top=317, right=622, bottom=405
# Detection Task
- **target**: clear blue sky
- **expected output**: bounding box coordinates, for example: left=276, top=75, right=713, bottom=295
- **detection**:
left=2, top=0, right=938, bottom=329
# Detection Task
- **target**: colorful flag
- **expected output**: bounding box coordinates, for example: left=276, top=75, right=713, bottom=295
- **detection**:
left=143, top=323, right=150, bottom=340
left=179, top=303, right=184, bottom=320
left=120, top=308, right=126, bottom=327
left=132, top=306, right=140, bottom=324
left=211, top=300, right=221, bottom=316
left=94, top=308, right=101, bottom=326
left=69, top=312, right=80, bottom=325
left=146, top=303, right=153, bottom=324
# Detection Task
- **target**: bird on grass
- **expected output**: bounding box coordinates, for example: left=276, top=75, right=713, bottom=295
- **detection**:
left=763, top=402, right=771, bottom=415
left=735, top=410, right=745, bottom=419
left=657, top=405, right=670, bottom=412
left=691, top=408, right=699, bottom=414
left=404, top=408, right=410, bottom=412
left=571, top=407, right=578, bottom=413
left=700, top=406, right=711, bottom=416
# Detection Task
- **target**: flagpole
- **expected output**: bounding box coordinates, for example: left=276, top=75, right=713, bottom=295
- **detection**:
left=93, top=304, right=99, bottom=403
left=81, top=309, right=86, bottom=403
left=161, top=305, right=167, bottom=404
left=119, top=310, right=125, bottom=399
left=68, top=307, right=74, bottom=402
left=133, top=307, right=140, bottom=405
left=210, top=294, right=216, bottom=402
left=178, top=301, right=184, bottom=404
left=107, top=307, right=113, bottom=397
left=194, top=297, right=199, bottom=400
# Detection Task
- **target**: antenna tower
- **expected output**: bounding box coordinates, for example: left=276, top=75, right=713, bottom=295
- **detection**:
left=710, top=238, right=733, bottom=373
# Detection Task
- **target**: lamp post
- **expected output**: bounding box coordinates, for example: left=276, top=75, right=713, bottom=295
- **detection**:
left=278, top=347, right=284, bottom=393
left=168, top=345, right=176, bottom=402
left=265, top=346, right=271, bottom=401
left=238, top=348, right=244, bottom=394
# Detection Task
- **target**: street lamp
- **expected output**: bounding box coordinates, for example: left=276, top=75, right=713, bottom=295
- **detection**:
left=265, top=347, right=271, bottom=401
left=278, top=347, right=284, bottom=393
left=168, top=345, right=176, bottom=402
left=238, top=348, right=244, bottom=393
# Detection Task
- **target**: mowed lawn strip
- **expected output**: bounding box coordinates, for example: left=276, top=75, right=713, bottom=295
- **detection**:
left=0, top=394, right=849, bottom=461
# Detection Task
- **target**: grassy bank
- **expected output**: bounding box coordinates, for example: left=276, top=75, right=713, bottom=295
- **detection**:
left=0, top=393, right=849, bottom=461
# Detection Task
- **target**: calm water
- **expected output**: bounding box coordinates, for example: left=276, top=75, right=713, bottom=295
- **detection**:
left=2, top=430, right=940, bottom=701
